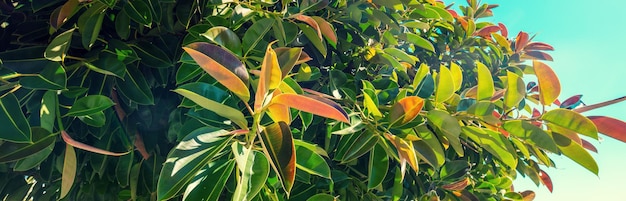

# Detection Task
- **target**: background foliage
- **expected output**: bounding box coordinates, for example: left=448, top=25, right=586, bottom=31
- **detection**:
left=1, top=0, right=625, bottom=200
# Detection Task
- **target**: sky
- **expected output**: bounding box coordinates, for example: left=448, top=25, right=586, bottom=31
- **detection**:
left=441, top=0, right=626, bottom=200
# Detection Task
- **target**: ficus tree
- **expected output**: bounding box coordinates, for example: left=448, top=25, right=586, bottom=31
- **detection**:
left=1, top=0, right=625, bottom=200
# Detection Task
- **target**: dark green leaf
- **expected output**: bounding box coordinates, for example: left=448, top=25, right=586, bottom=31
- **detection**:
left=295, top=142, right=331, bottom=179
left=0, top=93, right=32, bottom=143
left=0, top=127, right=54, bottom=163
left=116, top=65, right=155, bottom=105
left=414, top=125, right=445, bottom=169
left=44, top=28, right=74, bottom=61
left=242, top=18, right=274, bottom=56
left=106, top=39, right=139, bottom=64
left=115, top=10, right=131, bottom=40
left=78, top=3, right=107, bottom=50
left=123, top=0, right=153, bottom=26
left=85, top=53, right=127, bottom=79
left=174, top=83, right=247, bottom=129
left=116, top=151, right=134, bottom=187
left=133, top=41, right=173, bottom=68
left=299, top=24, right=327, bottom=58
left=66, top=95, right=114, bottom=117
left=157, top=127, right=233, bottom=201
left=77, top=111, right=106, bottom=127
left=306, top=193, right=335, bottom=201
left=368, top=143, right=388, bottom=189
left=175, top=63, right=203, bottom=84
left=20, top=62, right=67, bottom=90
left=13, top=141, right=54, bottom=171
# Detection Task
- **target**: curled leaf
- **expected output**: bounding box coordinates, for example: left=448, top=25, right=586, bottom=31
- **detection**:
left=62, top=130, right=130, bottom=156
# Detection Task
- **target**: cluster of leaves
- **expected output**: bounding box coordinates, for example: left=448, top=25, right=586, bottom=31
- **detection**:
left=1, top=0, right=626, bottom=200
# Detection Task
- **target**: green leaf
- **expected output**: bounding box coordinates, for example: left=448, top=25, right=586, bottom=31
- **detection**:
left=66, top=95, right=114, bottom=117
left=0, top=127, right=54, bottom=163
left=534, top=61, right=561, bottom=105
left=435, top=65, right=455, bottom=103
left=44, top=28, right=74, bottom=61
left=462, top=126, right=517, bottom=168
left=363, top=88, right=383, bottom=119
left=123, top=0, right=153, bottom=26
left=39, top=91, right=56, bottom=133
left=368, top=143, right=388, bottom=189
left=85, top=53, right=127, bottom=79
left=77, top=110, right=106, bottom=127
left=384, top=48, right=417, bottom=65
left=13, top=141, right=54, bottom=171
left=201, top=26, right=243, bottom=56
left=115, top=9, right=131, bottom=40
left=60, top=144, right=77, bottom=200
left=0, top=93, right=32, bottom=143
left=553, top=132, right=598, bottom=175
left=298, top=23, right=327, bottom=58
left=183, top=42, right=250, bottom=102
left=427, top=110, right=463, bottom=156
left=20, top=61, right=67, bottom=90
left=543, top=109, right=598, bottom=139
left=173, top=83, right=248, bottom=129
left=306, top=193, right=336, bottom=201
left=295, top=143, right=331, bottom=179
left=242, top=18, right=274, bottom=56
left=106, top=39, right=139, bottom=64
left=503, top=120, right=558, bottom=153
left=476, top=62, right=494, bottom=101
left=116, top=151, right=134, bottom=187
left=79, top=5, right=106, bottom=50
left=271, top=93, right=349, bottom=123
left=116, top=65, right=155, bottom=105
left=414, top=125, right=445, bottom=169
left=335, top=130, right=378, bottom=163
left=232, top=143, right=270, bottom=201
left=157, top=127, right=233, bottom=201
left=133, top=41, right=173, bottom=68
left=260, top=122, right=296, bottom=193
left=402, top=33, right=434, bottom=52
left=183, top=159, right=236, bottom=201
left=450, top=63, right=463, bottom=92
left=504, top=71, right=526, bottom=108
left=175, top=63, right=203, bottom=84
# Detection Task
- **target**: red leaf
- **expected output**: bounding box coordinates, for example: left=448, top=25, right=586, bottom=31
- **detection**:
left=52, top=0, right=79, bottom=29
left=525, top=42, right=554, bottom=51
left=515, top=31, right=529, bottom=53
left=532, top=109, right=541, bottom=118
left=474, top=25, right=500, bottom=38
left=539, top=170, right=553, bottom=193
left=447, top=9, right=459, bottom=18
left=588, top=116, right=626, bottom=143
left=581, top=139, right=598, bottom=153
left=574, top=96, right=626, bottom=113
left=271, top=93, right=349, bottom=123
left=311, top=16, right=337, bottom=45
left=560, top=94, right=583, bottom=109
left=134, top=132, right=151, bottom=159
left=523, top=51, right=553, bottom=61
left=62, top=131, right=130, bottom=156
left=291, top=14, right=322, bottom=40
left=498, top=23, right=508, bottom=37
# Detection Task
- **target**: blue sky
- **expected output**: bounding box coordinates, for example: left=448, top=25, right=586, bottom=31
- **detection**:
left=445, top=0, right=626, bottom=200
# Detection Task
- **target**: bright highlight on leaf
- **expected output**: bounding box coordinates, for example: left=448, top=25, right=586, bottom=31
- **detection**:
left=60, top=144, right=76, bottom=200
left=533, top=60, right=561, bottom=106
left=476, top=62, right=494, bottom=101
left=183, top=42, right=250, bottom=102
left=435, top=65, right=455, bottom=103
left=255, top=41, right=282, bottom=111
left=504, top=71, right=525, bottom=108
left=389, top=96, right=424, bottom=126
left=542, top=109, right=598, bottom=139
left=384, top=133, right=419, bottom=179
left=271, top=93, right=349, bottom=123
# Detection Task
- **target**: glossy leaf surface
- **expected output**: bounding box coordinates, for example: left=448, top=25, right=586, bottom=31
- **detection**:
left=260, top=122, right=296, bottom=193
left=0, top=93, right=32, bottom=143
left=534, top=61, right=561, bottom=105
left=271, top=93, right=349, bottom=123
left=542, top=108, right=598, bottom=139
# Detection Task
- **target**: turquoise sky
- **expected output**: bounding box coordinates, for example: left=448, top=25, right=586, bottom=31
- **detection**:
left=445, top=0, right=626, bottom=200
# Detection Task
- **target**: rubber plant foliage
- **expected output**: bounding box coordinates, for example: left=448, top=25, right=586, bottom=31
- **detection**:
left=0, top=0, right=625, bottom=200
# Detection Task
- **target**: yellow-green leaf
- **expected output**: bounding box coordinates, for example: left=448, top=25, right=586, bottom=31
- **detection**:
left=183, top=42, right=250, bottom=102
left=435, top=65, right=454, bottom=103
left=362, top=89, right=383, bottom=119
left=534, top=61, right=561, bottom=105
left=462, top=126, right=517, bottom=168
left=60, top=144, right=76, bottom=200
left=384, top=133, right=419, bottom=176
left=450, top=62, right=463, bottom=92
left=504, top=71, right=526, bottom=108
left=271, top=93, right=349, bottom=123
left=553, top=133, right=598, bottom=175
left=260, top=122, right=296, bottom=194
left=542, top=108, right=598, bottom=139
left=173, top=88, right=248, bottom=129
left=476, top=62, right=494, bottom=101
left=389, top=96, right=424, bottom=126
left=503, top=120, right=558, bottom=153
left=427, top=110, right=464, bottom=156
left=255, top=42, right=282, bottom=111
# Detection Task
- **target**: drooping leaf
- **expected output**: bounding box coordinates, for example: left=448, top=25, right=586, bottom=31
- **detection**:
left=504, top=71, right=526, bottom=108
left=260, top=122, right=296, bottom=194
left=271, top=93, right=349, bottom=123
left=435, top=65, right=455, bottom=103
left=0, top=93, right=32, bottom=143
left=232, top=143, right=270, bottom=201
left=157, top=127, right=234, bottom=201
left=60, top=144, right=76, bottom=200
left=503, top=120, right=558, bottom=153
left=534, top=61, right=561, bottom=105
left=389, top=96, right=424, bottom=126
left=65, top=95, right=114, bottom=117
left=368, top=143, right=388, bottom=189
left=384, top=133, right=419, bottom=178
left=255, top=42, right=282, bottom=110
left=589, top=116, right=626, bottom=143
left=553, top=132, right=599, bottom=175
left=295, top=143, right=331, bottom=179
left=539, top=169, right=553, bottom=192
left=427, top=110, right=463, bottom=156
left=61, top=130, right=130, bottom=156
left=476, top=62, right=494, bottom=101
left=173, top=84, right=248, bottom=129
left=183, top=42, right=250, bottom=102
left=542, top=108, right=598, bottom=139
left=183, top=159, right=236, bottom=201
left=44, top=28, right=74, bottom=61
